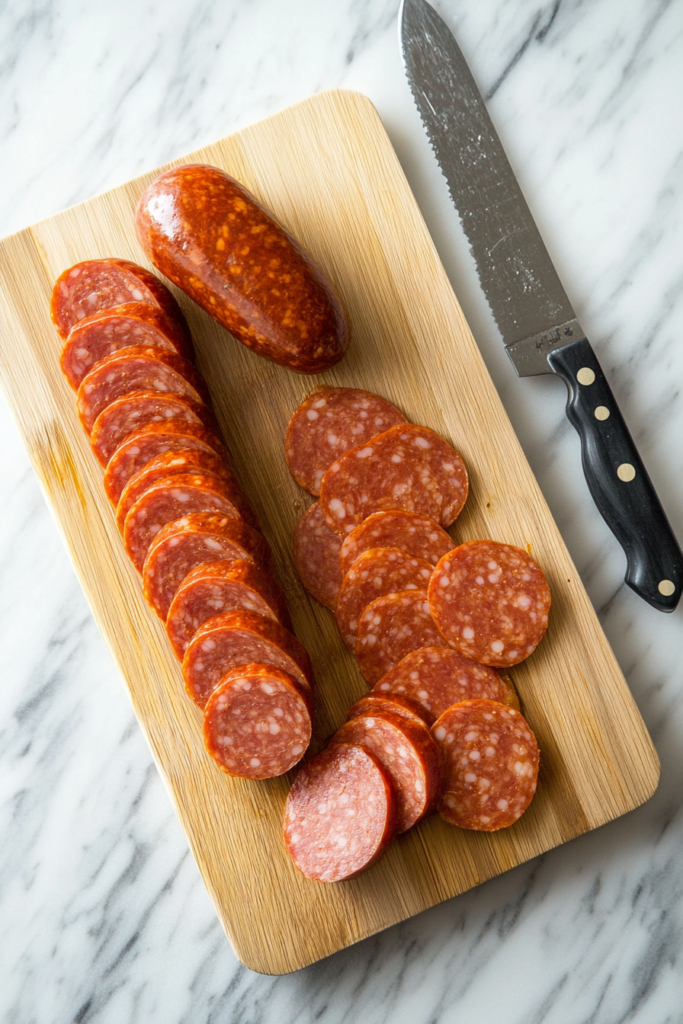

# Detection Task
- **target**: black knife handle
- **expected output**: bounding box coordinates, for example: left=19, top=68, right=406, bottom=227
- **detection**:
left=547, top=337, right=683, bottom=612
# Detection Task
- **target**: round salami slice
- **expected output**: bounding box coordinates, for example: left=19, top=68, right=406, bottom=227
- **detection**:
left=432, top=699, right=539, bottom=831
left=91, top=390, right=217, bottom=466
left=356, top=589, right=446, bottom=685
left=116, top=448, right=249, bottom=533
left=123, top=473, right=245, bottom=571
left=103, top=421, right=228, bottom=504
left=335, top=547, right=433, bottom=650
left=183, top=609, right=313, bottom=709
left=429, top=541, right=551, bottom=668
left=143, top=513, right=272, bottom=620
left=166, top=559, right=290, bottom=658
left=320, top=424, right=468, bottom=537
left=285, top=387, right=407, bottom=495
left=77, top=346, right=209, bottom=433
left=332, top=711, right=441, bottom=832
left=283, top=742, right=396, bottom=882
left=346, top=693, right=428, bottom=729
left=339, top=511, right=455, bottom=577
left=293, top=501, right=343, bottom=610
left=203, top=664, right=312, bottom=779
left=51, top=258, right=187, bottom=339
left=60, top=301, right=193, bottom=389
left=373, top=646, right=516, bottom=725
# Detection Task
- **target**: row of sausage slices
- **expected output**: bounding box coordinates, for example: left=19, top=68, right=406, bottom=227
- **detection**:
left=52, top=256, right=317, bottom=780
left=286, top=387, right=548, bottom=881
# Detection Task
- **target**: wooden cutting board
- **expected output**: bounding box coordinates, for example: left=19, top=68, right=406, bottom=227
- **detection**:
left=0, top=89, right=659, bottom=975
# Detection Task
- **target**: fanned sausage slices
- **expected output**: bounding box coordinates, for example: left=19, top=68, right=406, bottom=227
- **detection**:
left=320, top=424, right=468, bottom=536
left=283, top=743, right=397, bottom=882
left=60, top=301, right=193, bottom=389
left=333, top=711, right=442, bottom=832
left=373, top=646, right=518, bottom=725
left=432, top=700, right=539, bottom=831
left=183, top=610, right=313, bottom=710
left=285, top=387, right=406, bottom=494
left=143, top=513, right=272, bottom=621
left=91, top=391, right=217, bottom=466
left=51, top=257, right=187, bottom=339
left=166, top=560, right=290, bottom=658
left=204, top=664, right=312, bottom=779
left=356, top=590, right=446, bottom=685
left=429, top=541, right=551, bottom=668
left=292, top=501, right=343, bottom=610
left=339, top=510, right=454, bottom=576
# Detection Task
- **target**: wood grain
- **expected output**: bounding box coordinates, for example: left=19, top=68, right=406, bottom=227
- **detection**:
left=0, top=89, right=659, bottom=975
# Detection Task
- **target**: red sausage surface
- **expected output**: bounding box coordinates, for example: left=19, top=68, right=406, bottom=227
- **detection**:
left=285, top=387, right=406, bottom=494
left=292, top=501, right=343, bottom=610
left=283, top=743, right=396, bottom=882
left=51, top=259, right=188, bottom=340
left=432, top=700, right=539, bottom=831
left=335, top=547, right=433, bottom=651
left=373, top=646, right=516, bottom=725
left=339, top=510, right=455, bottom=577
left=143, top=512, right=272, bottom=621
left=355, top=589, right=446, bottom=684
left=429, top=541, right=551, bottom=668
left=183, top=609, right=313, bottom=709
left=333, top=711, right=441, bottom=832
left=77, top=346, right=208, bottom=433
left=60, top=301, right=193, bottom=389
left=91, top=390, right=217, bottom=466
left=203, top=664, right=312, bottom=779
left=135, top=164, right=349, bottom=374
left=123, top=473, right=245, bottom=571
left=103, top=421, right=228, bottom=504
left=166, top=559, right=290, bottom=658
left=320, top=425, right=468, bottom=537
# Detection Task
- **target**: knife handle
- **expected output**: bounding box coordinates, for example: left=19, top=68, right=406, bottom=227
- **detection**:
left=547, top=336, right=683, bottom=612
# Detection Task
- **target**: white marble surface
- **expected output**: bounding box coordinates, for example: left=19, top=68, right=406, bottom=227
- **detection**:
left=2, top=0, right=683, bottom=1019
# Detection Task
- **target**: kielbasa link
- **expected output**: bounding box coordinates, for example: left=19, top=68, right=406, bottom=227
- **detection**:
left=135, top=164, right=349, bottom=374
left=51, top=258, right=187, bottom=340
left=203, top=664, right=312, bottom=779
left=285, top=387, right=406, bottom=494
left=432, top=699, right=539, bottom=831
left=429, top=541, right=551, bottom=668
left=60, top=301, right=193, bottom=390
left=283, top=743, right=396, bottom=882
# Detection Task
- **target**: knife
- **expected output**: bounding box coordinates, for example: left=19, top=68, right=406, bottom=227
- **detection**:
left=400, top=0, right=683, bottom=613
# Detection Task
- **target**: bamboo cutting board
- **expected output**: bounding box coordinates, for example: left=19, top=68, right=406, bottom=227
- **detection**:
left=0, top=89, right=659, bottom=975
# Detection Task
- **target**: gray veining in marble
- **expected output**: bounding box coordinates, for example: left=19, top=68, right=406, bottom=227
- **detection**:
left=1, top=1, right=683, bottom=1021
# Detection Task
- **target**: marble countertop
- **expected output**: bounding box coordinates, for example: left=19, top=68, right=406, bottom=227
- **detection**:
left=2, top=0, right=683, bottom=1019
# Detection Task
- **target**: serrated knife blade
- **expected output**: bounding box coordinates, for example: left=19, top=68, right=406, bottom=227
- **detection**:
left=400, top=0, right=683, bottom=612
